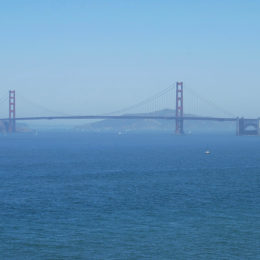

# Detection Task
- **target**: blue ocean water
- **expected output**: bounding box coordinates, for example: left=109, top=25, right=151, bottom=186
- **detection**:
left=0, top=132, right=259, bottom=259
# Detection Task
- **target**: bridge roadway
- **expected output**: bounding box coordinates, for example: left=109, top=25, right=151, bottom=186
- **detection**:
left=1, top=115, right=238, bottom=122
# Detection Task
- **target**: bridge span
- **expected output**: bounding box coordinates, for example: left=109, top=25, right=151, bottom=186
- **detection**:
left=3, top=83, right=260, bottom=136
left=2, top=115, right=237, bottom=122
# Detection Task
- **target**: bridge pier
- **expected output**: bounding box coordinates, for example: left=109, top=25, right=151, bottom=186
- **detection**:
left=236, top=117, right=260, bottom=136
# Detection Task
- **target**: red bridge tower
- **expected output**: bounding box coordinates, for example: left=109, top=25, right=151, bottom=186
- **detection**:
left=175, top=82, right=184, bottom=134
left=9, top=90, right=16, bottom=133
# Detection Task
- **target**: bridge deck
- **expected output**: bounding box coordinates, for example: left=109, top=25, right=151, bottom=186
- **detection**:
left=1, top=115, right=237, bottom=122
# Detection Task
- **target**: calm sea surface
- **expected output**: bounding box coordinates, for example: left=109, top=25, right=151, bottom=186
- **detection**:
left=0, top=132, right=259, bottom=259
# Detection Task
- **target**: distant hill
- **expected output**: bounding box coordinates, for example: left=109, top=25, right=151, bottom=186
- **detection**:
left=75, top=109, right=235, bottom=133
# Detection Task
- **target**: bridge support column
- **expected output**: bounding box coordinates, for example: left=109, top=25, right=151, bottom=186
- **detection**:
left=9, top=90, right=16, bottom=133
left=175, top=82, right=184, bottom=134
left=236, top=117, right=260, bottom=136
left=236, top=117, right=240, bottom=136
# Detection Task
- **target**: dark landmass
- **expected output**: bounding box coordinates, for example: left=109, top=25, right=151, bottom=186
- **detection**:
left=0, top=120, right=32, bottom=133
left=75, top=109, right=235, bottom=133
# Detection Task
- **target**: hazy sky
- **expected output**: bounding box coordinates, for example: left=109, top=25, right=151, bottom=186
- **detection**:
left=0, top=0, right=260, bottom=118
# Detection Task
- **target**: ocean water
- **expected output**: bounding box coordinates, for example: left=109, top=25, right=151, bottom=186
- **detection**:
left=0, top=132, right=259, bottom=259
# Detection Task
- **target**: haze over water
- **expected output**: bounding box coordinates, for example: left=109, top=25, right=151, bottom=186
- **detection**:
left=0, top=132, right=259, bottom=259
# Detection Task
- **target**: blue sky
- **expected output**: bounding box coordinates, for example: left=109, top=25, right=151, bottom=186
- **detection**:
left=0, top=0, right=260, bottom=118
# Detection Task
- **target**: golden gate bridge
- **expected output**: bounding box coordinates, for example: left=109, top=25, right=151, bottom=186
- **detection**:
left=1, top=82, right=259, bottom=136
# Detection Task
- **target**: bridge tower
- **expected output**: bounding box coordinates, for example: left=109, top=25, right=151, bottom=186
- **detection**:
left=175, top=82, right=184, bottom=134
left=9, top=90, right=16, bottom=133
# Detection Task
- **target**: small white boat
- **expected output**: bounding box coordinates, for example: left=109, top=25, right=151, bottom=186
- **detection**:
left=204, top=150, right=211, bottom=155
